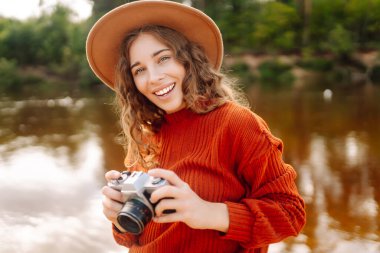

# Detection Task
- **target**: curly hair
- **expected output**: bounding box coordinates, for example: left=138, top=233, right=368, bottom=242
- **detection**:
left=114, top=25, right=246, bottom=169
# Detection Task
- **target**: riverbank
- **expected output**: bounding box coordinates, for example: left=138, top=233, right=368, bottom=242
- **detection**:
left=1, top=50, right=379, bottom=96
left=224, top=50, right=380, bottom=88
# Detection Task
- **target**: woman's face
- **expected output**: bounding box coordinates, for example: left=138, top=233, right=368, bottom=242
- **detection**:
left=129, top=33, right=186, bottom=114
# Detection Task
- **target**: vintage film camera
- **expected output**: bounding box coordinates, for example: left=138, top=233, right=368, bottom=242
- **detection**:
left=108, top=171, right=174, bottom=234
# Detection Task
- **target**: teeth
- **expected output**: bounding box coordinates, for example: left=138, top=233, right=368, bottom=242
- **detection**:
left=154, top=83, right=175, bottom=96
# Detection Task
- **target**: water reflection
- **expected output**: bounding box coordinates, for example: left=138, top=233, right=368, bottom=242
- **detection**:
left=248, top=85, right=380, bottom=253
left=1, top=86, right=380, bottom=253
left=0, top=95, right=125, bottom=253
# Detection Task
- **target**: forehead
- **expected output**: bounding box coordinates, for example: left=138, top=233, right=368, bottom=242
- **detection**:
left=129, top=33, right=169, bottom=62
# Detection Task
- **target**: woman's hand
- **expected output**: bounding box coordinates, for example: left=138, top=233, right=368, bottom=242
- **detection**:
left=101, top=170, right=127, bottom=233
left=148, top=168, right=229, bottom=233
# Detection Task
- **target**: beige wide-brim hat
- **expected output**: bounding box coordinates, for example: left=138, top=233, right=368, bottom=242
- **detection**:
left=86, top=0, right=224, bottom=90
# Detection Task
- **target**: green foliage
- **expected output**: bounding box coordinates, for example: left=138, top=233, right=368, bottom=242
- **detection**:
left=297, top=58, right=334, bottom=72
left=229, top=62, right=256, bottom=87
left=308, top=0, right=380, bottom=53
left=0, top=57, right=52, bottom=94
left=90, top=0, right=132, bottom=20
left=204, top=0, right=301, bottom=53
left=252, top=2, right=301, bottom=52
left=36, top=5, right=72, bottom=64
left=325, top=66, right=353, bottom=83
left=258, top=60, right=294, bottom=87
left=0, top=19, right=41, bottom=64
left=308, top=0, right=346, bottom=47
left=203, top=0, right=260, bottom=53
left=0, top=5, right=73, bottom=65
left=324, top=24, right=354, bottom=57
left=345, top=0, right=380, bottom=47
left=370, top=65, right=380, bottom=84
left=1, top=0, right=380, bottom=92
left=0, top=58, right=21, bottom=90
left=0, top=5, right=98, bottom=92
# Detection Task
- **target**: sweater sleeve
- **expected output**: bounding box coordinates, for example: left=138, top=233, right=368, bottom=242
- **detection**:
left=221, top=108, right=306, bottom=249
left=112, top=224, right=138, bottom=248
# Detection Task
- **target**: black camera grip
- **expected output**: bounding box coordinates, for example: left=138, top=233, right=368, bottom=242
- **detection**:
left=154, top=197, right=176, bottom=215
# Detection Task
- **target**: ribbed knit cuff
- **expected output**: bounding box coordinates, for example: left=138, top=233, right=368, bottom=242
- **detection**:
left=112, top=224, right=136, bottom=248
left=221, top=201, right=255, bottom=243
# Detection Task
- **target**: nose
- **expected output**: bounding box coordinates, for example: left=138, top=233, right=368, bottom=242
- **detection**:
left=147, top=66, right=165, bottom=85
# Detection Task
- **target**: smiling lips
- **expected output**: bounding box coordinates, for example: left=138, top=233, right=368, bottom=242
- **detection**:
left=154, top=83, right=175, bottom=96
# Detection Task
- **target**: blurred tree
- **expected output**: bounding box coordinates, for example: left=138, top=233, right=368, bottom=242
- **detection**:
left=90, top=0, right=131, bottom=20
left=0, top=58, right=20, bottom=90
left=308, top=0, right=346, bottom=52
left=344, top=0, right=380, bottom=48
left=191, top=0, right=301, bottom=53
left=305, top=0, right=380, bottom=54
left=1, top=0, right=379, bottom=91
left=290, top=0, right=312, bottom=46
left=35, top=5, right=72, bottom=64
left=190, top=0, right=260, bottom=53
left=252, top=1, right=301, bottom=52
left=0, top=5, right=73, bottom=65
left=324, top=24, right=354, bottom=58
left=0, top=19, right=41, bottom=65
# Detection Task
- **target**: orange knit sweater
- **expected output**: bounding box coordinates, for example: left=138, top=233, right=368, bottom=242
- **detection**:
left=112, top=101, right=306, bottom=253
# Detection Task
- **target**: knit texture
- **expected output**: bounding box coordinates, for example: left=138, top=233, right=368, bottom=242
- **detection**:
left=113, top=101, right=306, bottom=253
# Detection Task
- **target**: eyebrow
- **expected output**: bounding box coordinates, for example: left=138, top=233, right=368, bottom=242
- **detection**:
left=130, top=48, right=171, bottom=70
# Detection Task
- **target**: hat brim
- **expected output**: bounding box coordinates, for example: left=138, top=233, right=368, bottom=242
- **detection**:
left=86, top=0, right=223, bottom=90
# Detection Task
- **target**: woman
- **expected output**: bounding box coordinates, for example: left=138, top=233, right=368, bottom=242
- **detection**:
left=86, top=1, right=306, bottom=253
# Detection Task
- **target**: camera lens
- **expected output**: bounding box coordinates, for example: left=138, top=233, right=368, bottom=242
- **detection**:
left=117, top=198, right=153, bottom=234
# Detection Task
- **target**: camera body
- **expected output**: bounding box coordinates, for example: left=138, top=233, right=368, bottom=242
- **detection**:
left=108, top=171, right=171, bottom=234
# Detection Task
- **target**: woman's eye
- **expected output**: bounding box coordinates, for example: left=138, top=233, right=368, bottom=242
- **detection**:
left=159, top=56, right=170, bottom=63
left=134, top=68, right=144, bottom=75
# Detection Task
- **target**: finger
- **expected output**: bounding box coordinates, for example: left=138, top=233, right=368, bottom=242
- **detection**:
left=102, top=206, right=119, bottom=223
left=105, top=170, right=122, bottom=181
left=148, top=169, right=186, bottom=187
left=101, top=186, right=124, bottom=203
left=102, top=196, right=124, bottom=212
left=149, top=185, right=182, bottom=204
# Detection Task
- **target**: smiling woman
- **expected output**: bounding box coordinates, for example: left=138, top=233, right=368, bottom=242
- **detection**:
left=86, top=1, right=306, bottom=253
left=0, top=0, right=92, bottom=21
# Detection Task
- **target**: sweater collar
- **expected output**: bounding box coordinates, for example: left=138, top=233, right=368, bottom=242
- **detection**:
left=164, top=107, right=197, bottom=124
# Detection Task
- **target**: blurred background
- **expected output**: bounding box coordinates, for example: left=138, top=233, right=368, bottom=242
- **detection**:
left=0, top=0, right=379, bottom=252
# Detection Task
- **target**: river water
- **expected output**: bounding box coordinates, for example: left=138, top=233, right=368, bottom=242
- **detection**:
left=0, top=84, right=379, bottom=253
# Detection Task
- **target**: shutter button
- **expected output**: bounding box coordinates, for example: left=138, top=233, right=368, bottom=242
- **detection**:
left=152, top=177, right=164, bottom=185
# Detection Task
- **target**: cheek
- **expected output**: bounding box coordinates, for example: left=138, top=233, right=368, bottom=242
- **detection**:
left=133, top=78, right=147, bottom=94
left=179, top=64, right=186, bottom=79
left=172, top=63, right=186, bottom=81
